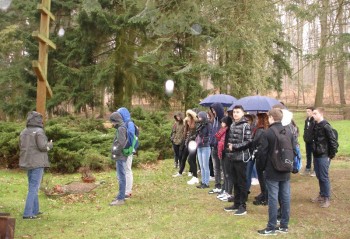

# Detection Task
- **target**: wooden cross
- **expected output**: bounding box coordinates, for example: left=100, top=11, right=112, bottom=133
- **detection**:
left=32, top=0, right=55, bottom=119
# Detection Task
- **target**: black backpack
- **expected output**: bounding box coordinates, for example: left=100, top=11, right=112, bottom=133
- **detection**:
left=270, top=126, right=294, bottom=173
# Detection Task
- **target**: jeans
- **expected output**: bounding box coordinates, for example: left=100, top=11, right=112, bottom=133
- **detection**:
left=197, top=147, right=211, bottom=185
left=266, top=179, right=290, bottom=229
left=245, top=160, right=255, bottom=192
left=116, top=160, right=127, bottom=200
left=124, top=155, right=133, bottom=195
left=314, top=157, right=331, bottom=198
left=211, top=147, right=222, bottom=189
left=305, top=142, right=313, bottom=169
left=23, top=167, right=44, bottom=217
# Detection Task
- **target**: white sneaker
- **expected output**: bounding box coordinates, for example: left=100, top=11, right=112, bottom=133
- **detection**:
left=219, top=193, right=230, bottom=201
left=188, top=172, right=193, bottom=177
left=187, top=177, right=199, bottom=185
left=217, top=191, right=227, bottom=199
left=172, top=173, right=182, bottom=177
left=251, top=178, right=259, bottom=186
left=209, top=176, right=215, bottom=182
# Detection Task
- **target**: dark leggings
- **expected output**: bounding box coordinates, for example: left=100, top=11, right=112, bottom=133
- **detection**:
left=179, top=146, right=197, bottom=177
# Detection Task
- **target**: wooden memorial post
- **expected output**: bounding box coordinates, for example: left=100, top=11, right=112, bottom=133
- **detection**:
left=32, top=0, right=55, bottom=120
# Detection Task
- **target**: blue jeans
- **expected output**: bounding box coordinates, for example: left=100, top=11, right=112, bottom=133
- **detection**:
left=116, top=160, right=127, bottom=200
left=314, top=157, right=330, bottom=198
left=245, top=160, right=256, bottom=191
left=305, top=142, right=313, bottom=169
left=197, top=147, right=211, bottom=185
left=23, top=167, right=44, bottom=217
left=266, top=179, right=290, bottom=229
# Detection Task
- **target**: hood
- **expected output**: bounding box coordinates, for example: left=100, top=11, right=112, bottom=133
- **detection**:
left=117, top=107, right=131, bottom=122
left=26, top=111, right=43, bottom=128
left=197, top=111, right=208, bottom=123
left=110, top=111, right=124, bottom=128
left=210, top=102, right=225, bottom=121
left=281, top=109, right=293, bottom=126
left=221, top=116, right=233, bottom=127
left=174, top=112, right=184, bottom=121
left=184, top=109, right=198, bottom=122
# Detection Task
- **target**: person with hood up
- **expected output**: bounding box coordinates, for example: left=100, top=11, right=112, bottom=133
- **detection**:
left=117, top=107, right=137, bottom=199
left=195, top=111, right=212, bottom=188
left=19, top=111, right=53, bottom=219
left=170, top=112, right=185, bottom=169
left=208, top=102, right=225, bottom=194
left=109, top=111, right=128, bottom=206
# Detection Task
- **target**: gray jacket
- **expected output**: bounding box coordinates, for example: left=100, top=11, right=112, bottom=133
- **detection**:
left=19, top=111, right=53, bottom=169
left=110, top=112, right=128, bottom=160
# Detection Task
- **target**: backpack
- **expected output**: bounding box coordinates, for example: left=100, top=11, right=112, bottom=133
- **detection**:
left=122, top=120, right=139, bottom=156
left=293, top=145, right=302, bottom=174
left=270, top=126, right=294, bottom=173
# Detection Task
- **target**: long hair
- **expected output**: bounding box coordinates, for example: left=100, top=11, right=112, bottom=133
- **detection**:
left=256, top=113, right=269, bottom=129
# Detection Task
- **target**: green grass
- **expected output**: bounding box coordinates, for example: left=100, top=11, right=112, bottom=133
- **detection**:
left=1, top=158, right=350, bottom=239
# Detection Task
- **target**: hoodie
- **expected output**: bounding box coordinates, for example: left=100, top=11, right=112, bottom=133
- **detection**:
left=196, top=111, right=212, bottom=148
left=209, top=103, right=225, bottom=147
left=19, top=111, right=53, bottom=169
left=110, top=111, right=128, bottom=160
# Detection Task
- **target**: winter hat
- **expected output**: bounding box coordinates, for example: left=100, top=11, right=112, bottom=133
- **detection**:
left=197, top=111, right=207, bottom=122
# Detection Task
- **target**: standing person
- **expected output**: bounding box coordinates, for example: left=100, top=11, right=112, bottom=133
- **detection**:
left=310, top=107, right=338, bottom=208
left=109, top=111, right=128, bottom=206
left=20, top=111, right=53, bottom=219
left=173, top=110, right=199, bottom=185
left=257, top=109, right=293, bottom=235
left=207, top=109, right=215, bottom=180
left=117, top=107, right=138, bottom=199
left=302, top=106, right=315, bottom=176
left=195, top=112, right=212, bottom=188
left=224, top=105, right=252, bottom=216
left=208, top=103, right=225, bottom=194
left=170, top=112, right=185, bottom=169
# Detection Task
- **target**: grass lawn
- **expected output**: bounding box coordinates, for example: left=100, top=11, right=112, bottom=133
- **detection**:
left=1, top=157, right=350, bottom=239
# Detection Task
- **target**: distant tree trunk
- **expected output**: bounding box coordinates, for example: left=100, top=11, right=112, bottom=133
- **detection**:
left=315, top=0, right=329, bottom=107
left=336, top=0, right=346, bottom=106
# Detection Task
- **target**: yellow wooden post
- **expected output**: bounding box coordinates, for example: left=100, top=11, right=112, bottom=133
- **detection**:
left=32, top=0, right=56, bottom=120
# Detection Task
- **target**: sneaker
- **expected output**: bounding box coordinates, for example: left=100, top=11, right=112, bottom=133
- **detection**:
left=310, top=171, right=316, bottom=177
left=320, top=198, right=330, bottom=208
left=219, top=193, right=230, bottom=201
left=257, top=228, right=276, bottom=236
left=209, top=176, right=215, bottom=182
left=255, top=193, right=264, bottom=201
left=187, top=177, right=199, bottom=185
left=251, top=178, right=259, bottom=185
left=197, top=183, right=209, bottom=189
left=253, top=199, right=267, bottom=206
left=224, top=204, right=239, bottom=212
left=208, top=188, right=221, bottom=194
left=196, top=183, right=204, bottom=188
left=310, top=195, right=324, bottom=203
left=188, top=172, right=193, bottom=177
left=234, top=205, right=247, bottom=216
left=23, top=216, right=39, bottom=220
left=172, top=172, right=182, bottom=177
left=125, top=193, right=132, bottom=200
left=275, top=227, right=288, bottom=233
left=216, top=191, right=227, bottom=199
left=227, top=196, right=235, bottom=202
left=109, top=199, right=125, bottom=206
left=301, top=168, right=311, bottom=176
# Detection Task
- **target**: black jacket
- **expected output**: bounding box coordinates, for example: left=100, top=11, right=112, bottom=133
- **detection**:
left=257, top=122, right=292, bottom=181
left=312, top=120, right=338, bottom=159
left=225, top=118, right=252, bottom=162
left=303, top=117, right=315, bottom=143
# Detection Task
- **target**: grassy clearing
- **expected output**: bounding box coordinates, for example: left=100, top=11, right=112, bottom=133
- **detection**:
left=1, top=158, right=350, bottom=239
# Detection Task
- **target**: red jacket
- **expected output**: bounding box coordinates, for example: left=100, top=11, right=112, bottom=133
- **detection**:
left=215, top=126, right=228, bottom=160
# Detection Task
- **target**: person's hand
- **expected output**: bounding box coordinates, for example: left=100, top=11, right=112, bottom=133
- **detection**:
left=47, top=140, right=53, bottom=151
left=228, top=143, right=233, bottom=151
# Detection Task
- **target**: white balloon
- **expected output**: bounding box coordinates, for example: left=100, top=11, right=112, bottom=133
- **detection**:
left=165, top=79, right=174, bottom=96
left=0, top=0, right=12, bottom=11
left=58, top=27, right=65, bottom=37
left=188, top=140, right=197, bottom=153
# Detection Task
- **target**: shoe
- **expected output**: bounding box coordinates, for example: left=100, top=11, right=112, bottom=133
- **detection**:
left=224, top=204, right=239, bottom=212
left=208, top=188, right=221, bottom=194
left=36, top=212, right=44, bottom=215
left=219, top=194, right=230, bottom=201
left=320, top=197, right=330, bottom=208
left=253, top=199, right=267, bottom=206
left=196, top=183, right=204, bottom=188
left=310, top=195, right=324, bottom=203
left=257, top=228, right=276, bottom=236
left=255, top=193, right=264, bottom=201
left=197, top=183, right=209, bottom=189
left=216, top=191, right=227, bottom=199
left=172, top=172, right=182, bottom=177
left=310, top=171, right=316, bottom=177
left=23, top=216, right=39, bottom=219
left=227, top=196, right=235, bottom=202
left=275, top=227, right=288, bottom=233
left=187, top=177, right=199, bottom=185
left=251, top=178, right=259, bottom=185
left=187, top=172, right=193, bottom=177
left=234, top=205, right=247, bottom=216
left=109, top=199, right=125, bottom=206
left=125, top=193, right=132, bottom=200
left=209, top=176, right=215, bottom=182
left=301, top=168, right=311, bottom=176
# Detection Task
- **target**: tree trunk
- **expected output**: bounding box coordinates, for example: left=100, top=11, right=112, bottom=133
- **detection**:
left=314, top=0, right=329, bottom=107
left=336, top=0, right=346, bottom=106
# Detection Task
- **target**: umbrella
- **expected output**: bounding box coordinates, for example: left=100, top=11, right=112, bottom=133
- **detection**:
left=231, top=95, right=281, bottom=112
left=199, top=94, right=237, bottom=107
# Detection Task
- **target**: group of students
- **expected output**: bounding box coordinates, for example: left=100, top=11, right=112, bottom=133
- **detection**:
left=170, top=103, right=338, bottom=235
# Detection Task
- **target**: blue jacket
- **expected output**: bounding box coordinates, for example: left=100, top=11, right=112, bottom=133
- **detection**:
left=117, top=107, right=138, bottom=150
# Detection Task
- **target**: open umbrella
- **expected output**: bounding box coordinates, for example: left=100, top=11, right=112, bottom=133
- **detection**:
left=231, top=95, right=281, bottom=112
left=199, top=94, right=237, bottom=107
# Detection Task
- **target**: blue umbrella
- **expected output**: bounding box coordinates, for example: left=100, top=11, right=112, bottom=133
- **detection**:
left=199, top=94, right=237, bottom=107
left=230, top=95, right=281, bottom=112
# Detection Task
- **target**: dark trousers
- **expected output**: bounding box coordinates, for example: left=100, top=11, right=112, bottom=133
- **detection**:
left=257, top=168, right=267, bottom=201
left=226, top=160, right=247, bottom=205
left=172, top=143, right=181, bottom=166
left=179, top=146, right=197, bottom=177
left=209, top=155, right=214, bottom=177
left=305, top=142, right=313, bottom=169
left=211, top=147, right=222, bottom=189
